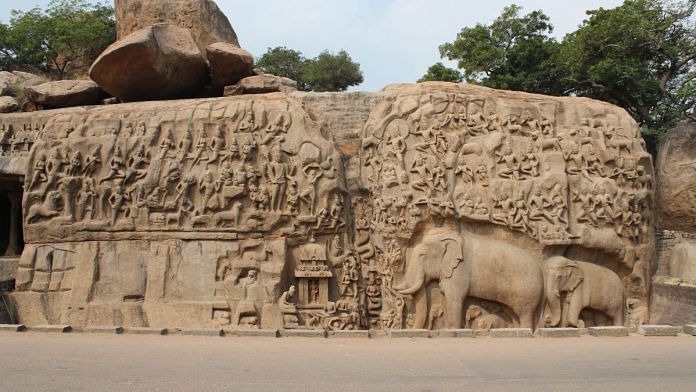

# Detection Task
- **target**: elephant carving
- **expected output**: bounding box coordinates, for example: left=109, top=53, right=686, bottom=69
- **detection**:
left=394, top=229, right=544, bottom=329
left=465, top=305, right=507, bottom=330
left=544, top=256, right=624, bottom=327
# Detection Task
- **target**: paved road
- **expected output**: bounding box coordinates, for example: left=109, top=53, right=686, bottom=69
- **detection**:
left=1, top=333, right=695, bottom=392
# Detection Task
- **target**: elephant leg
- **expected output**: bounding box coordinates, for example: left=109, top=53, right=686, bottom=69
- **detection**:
left=444, top=297, right=464, bottom=329
left=611, top=307, right=624, bottom=327
left=565, top=295, right=582, bottom=328
left=411, top=289, right=428, bottom=329
left=518, top=311, right=534, bottom=329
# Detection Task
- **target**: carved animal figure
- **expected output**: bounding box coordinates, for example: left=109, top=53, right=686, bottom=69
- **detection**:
left=544, top=256, right=624, bottom=328
left=26, top=191, right=62, bottom=224
left=213, top=202, right=242, bottom=227
left=465, top=305, right=507, bottom=330
left=394, top=229, right=544, bottom=329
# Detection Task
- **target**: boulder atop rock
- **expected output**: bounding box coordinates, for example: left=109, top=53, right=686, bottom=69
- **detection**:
left=0, top=71, right=48, bottom=96
left=115, top=0, right=239, bottom=57
left=207, top=43, right=254, bottom=94
left=0, top=96, right=18, bottom=113
left=89, top=24, right=208, bottom=101
left=25, top=80, right=106, bottom=108
left=235, top=74, right=299, bottom=95
left=656, top=120, right=696, bottom=233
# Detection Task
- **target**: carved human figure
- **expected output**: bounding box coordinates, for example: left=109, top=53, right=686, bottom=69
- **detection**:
left=279, top=286, right=300, bottom=328
left=496, top=144, right=520, bottom=180
left=100, top=146, right=125, bottom=184
left=520, top=144, right=540, bottom=178
left=29, top=154, right=48, bottom=190
left=300, top=163, right=322, bottom=216
left=266, top=150, right=289, bottom=211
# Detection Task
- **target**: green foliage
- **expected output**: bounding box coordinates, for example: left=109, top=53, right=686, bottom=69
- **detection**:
left=439, top=5, right=564, bottom=95
left=418, top=62, right=463, bottom=83
left=0, top=0, right=115, bottom=79
left=438, top=1, right=696, bottom=133
left=302, top=50, right=364, bottom=92
left=256, top=47, right=364, bottom=92
left=255, top=46, right=310, bottom=91
left=560, top=0, right=695, bottom=132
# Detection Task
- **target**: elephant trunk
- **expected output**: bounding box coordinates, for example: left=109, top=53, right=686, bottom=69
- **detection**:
left=546, top=275, right=562, bottom=327
left=396, top=261, right=425, bottom=296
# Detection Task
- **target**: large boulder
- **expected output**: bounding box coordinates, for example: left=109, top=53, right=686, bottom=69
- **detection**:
left=0, top=71, right=48, bottom=96
left=0, top=71, right=20, bottom=96
left=0, top=96, right=18, bottom=113
left=656, top=121, right=696, bottom=233
left=206, top=42, right=254, bottom=93
left=115, top=0, right=239, bottom=57
left=236, top=74, right=298, bottom=95
left=89, top=24, right=208, bottom=101
left=25, top=80, right=106, bottom=108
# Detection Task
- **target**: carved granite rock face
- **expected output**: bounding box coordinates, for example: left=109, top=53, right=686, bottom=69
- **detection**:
left=2, top=82, right=656, bottom=332
left=115, top=0, right=239, bottom=57
left=11, top=93, right=355, bottom=330
left=238, top=75, right=299, bottom=95
left=360, top=83, right=654, bottom=330
left=656, top=121, right=696, bottom=233
left=89, top=24, right=208, bottom=101
left=25, top=80, right=106, bottom=109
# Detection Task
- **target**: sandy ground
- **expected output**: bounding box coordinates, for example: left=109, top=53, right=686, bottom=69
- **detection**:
left=0, top=332, right=695, bottom=392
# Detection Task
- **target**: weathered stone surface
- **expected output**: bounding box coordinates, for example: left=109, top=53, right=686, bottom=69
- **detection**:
left=25, top=80, right=106, bottom=109
left=84, top=326, right=124, bottom=334
left=30, top=325, right=71, bottom=333
left=127, top=327, right=167, bottom=335
left=684, top=325, right=696, bottom=336
left=649, top=277, right=696, bottom=326
left=0, top=324, right=26, bottom=332
left=637, top=325, right=679, bottom=336
left=222, top=84, right=243, bottom=97
left=0, top=96, right=18, bottom=113
left=0, top=82, right=655, bottom=335
left=489, top=328, right=534, bottom=338
left=115, top=0, right=239, bottom=57
left=433, top=329, right=474, bottom=338
left=326, top=330, right=369, bottom=338
left=389, top=329, right=430, bottom=338
left=89, top=24, right=208, bottom=101
left=207, top=43, right=254, bottom=93
left=588, top=326, right=629, bottom=337
left=0, top=71, right=20, bottom=96
left=181, top=328, right=223, bottom=336
left=535, top=328, right=583, bottom=337
left=656, top=121, right=696, bottom=233
left=279, top=329, right=326, bottom=338
left=238, top=74, right=298, bottom=94
left=227, top=329, right=278, bottom=338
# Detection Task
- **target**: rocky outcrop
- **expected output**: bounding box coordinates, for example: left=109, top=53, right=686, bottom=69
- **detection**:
left=89, top=24, right=208, bottom=101
left=0, top=96, right=18, bottom=113
left=115, top=0, right=239, bottom=57
left=25, top=80, right=106, bottom=108
left=656, top=121, right=696, bottom=233
left=206, top=43, right=254, bottom=93
left=224, top=74, right=298, bottom=96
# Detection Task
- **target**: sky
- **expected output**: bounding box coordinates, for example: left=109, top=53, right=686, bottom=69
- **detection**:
left=0, top=0, right=625, bottom=91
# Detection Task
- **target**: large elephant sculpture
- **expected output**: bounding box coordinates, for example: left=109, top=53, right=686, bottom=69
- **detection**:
left=394, top=230, right=544, bottom=329
left=544, top=256, right=624, bottom=327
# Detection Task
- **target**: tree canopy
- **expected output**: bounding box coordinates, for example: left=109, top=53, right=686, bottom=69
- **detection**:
left=434, top=0, right=696, bottom=133
left=418, top=62, right=463, bottom=83
left=0, top=0, right=115, bottom=79
left=256, top=47, right=364, bottom=92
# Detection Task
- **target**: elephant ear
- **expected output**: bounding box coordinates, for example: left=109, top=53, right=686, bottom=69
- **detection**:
left=440, top=237, right=464, bottom=279
left=559, top=262, right=584, bottom=292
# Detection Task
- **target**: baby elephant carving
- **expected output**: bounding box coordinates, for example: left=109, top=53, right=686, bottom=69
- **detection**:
left=465, top=305, right=507, bottom=330
left=544, top=256, right=624, bottom=328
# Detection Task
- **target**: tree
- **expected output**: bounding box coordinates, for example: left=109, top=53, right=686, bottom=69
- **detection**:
left=256, top=47, right=364, bottom=92
left=437, top=1, right=696, bottom=133
left=255, top=46, right=310, bottom=91
left=439, top=5, right=564, bottom=95
left=418, top=63, right=463, bottom=83
left=560, top=0, right=695, bottom=132
left=302, top=50, right=364, bottom=92
left=0, top=0, right=115, bottom=79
